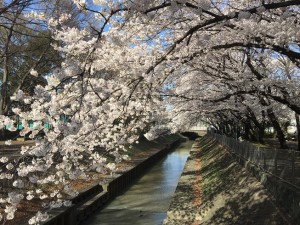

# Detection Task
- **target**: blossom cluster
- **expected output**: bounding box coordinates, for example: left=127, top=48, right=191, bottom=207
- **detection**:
left=0, top=0, right=299, bottom=224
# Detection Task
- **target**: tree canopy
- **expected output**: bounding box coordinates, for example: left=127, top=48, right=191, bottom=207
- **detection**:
left=0, top=0, right=300, bottom=223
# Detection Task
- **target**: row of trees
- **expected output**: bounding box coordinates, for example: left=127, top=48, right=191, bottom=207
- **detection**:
left=0, top=0, right=299, bottom=223
left=159, top=0, right=300, bottom=150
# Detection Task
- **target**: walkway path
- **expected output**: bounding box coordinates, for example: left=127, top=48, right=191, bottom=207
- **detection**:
left=164, top=135, right=291, bottom=225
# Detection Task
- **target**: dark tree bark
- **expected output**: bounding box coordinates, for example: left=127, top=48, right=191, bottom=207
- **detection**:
left=247, top=110, right=265, bottom=144
left=267, top=108, right=288, bottom=149
left=244, top=120, right=250, bottom=140
left=295, top=113, right=300, bottom=151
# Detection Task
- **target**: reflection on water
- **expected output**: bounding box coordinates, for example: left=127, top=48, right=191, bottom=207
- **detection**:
left=84, top=140, right=193, bottom=225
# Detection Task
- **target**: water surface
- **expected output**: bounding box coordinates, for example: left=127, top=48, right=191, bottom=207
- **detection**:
left=84, top=140, right=193, bottom=225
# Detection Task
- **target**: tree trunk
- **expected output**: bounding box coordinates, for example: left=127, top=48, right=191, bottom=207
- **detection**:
left=247, top=110, right=265, bottom=144
left=267, top=108, right=288, bottom=149
left=0, top=54, right=10, bottom=115
left=295, top=113, right=300, bottom=151
left=258, top=126, right=265, bottom=144
left=244, top=121, right=250, bottom=140
left=0, top=19, right=16, bottom=116
left=249, top=125, right=258, bottom=142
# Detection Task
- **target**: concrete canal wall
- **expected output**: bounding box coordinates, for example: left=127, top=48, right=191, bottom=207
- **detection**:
left=39, top=134, right=186, bottom=225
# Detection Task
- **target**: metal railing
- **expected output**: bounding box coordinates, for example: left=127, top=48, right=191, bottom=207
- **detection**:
left=208, top=131, right=300, bottom=189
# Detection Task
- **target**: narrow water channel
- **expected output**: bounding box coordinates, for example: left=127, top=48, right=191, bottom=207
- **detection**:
left=84, top=140, right=193, bottom=225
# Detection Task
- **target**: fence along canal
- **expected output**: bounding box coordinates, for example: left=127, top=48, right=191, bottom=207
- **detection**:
left=208, top=131, right=300, bottom=188
left=209, top=131, right=300, bottom=223
left=82, top=140, right=193, bottom=225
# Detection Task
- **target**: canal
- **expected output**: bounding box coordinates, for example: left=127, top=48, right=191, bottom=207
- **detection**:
left=83, top=140, right=193, bottom=225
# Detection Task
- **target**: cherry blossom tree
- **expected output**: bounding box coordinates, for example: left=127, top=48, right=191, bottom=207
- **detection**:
left=0, top=0, right=300, bottom=223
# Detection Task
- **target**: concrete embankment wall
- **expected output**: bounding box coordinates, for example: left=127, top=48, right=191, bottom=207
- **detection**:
left=209, top=134, right=299, bottom=224
left=164, top=135, right=291, bottom=225
left=40, top=134, right=186, bottom=225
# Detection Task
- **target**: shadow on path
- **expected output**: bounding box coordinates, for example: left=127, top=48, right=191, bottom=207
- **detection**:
left=164, top=136, right=291, bottom=225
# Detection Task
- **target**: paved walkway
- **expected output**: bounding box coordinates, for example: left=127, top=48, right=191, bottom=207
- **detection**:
left=163, top=135, right=291, bottom=225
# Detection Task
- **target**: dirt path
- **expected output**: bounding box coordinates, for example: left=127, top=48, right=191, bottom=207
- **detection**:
left=164, top=136, right=291, bottom=225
